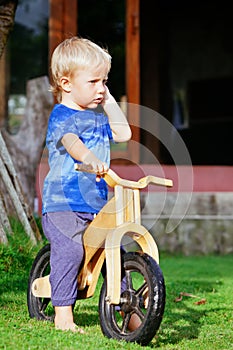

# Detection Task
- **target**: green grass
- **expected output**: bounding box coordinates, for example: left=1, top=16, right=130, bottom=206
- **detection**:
left=0, top=224, right=233, bottom=349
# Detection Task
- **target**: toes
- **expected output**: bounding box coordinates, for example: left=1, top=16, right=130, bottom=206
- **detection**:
left=74, top=326, right=85, bottom=334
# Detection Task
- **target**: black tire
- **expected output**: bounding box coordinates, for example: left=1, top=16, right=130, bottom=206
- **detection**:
left=27, top=244, right=54, bottom=321
left=98, top=251, right=166, bottom=346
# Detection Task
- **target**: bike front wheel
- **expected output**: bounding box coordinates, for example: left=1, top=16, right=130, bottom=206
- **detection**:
left=98, top=251, right=166, bottom=346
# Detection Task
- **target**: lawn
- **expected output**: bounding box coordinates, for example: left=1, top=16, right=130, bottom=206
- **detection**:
left=0, top=227, right=233, bottom=350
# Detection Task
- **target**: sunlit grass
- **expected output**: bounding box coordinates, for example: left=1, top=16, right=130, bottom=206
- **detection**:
left=0, top=228, right=233, bottom=349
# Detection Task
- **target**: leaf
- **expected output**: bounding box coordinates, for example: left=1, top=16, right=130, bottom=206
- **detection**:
left=174, top=292, right=207, bottom=305
left=194, top=298, right=206, bottom=305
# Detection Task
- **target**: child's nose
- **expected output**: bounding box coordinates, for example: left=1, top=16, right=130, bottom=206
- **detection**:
left=98, top=82, right=106, bottom=93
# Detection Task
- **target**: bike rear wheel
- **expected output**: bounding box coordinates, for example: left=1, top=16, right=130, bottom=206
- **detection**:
left=27, top=244, right=54, bottom=321
left=98, top=251, right=166, bottom=346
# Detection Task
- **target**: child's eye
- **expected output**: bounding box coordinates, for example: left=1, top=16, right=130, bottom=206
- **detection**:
left=89, top=79, right=107, bottom=85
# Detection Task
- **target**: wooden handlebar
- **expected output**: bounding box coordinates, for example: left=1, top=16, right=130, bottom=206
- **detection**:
left=74, top=163, right=173, bottom=189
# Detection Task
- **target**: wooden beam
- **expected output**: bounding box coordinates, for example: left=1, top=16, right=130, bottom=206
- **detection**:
left=63, top=0, right=78, bottom=36
left=0, top=50, right=8, bottom=128
left=0, top=154, right=37, bottom=245
left=49, top=0, right=77, bottom=64
left=0, top=131, right=42, bottom=244
left=126, top=0, right=140, bottom=163
left=126, top=0, right=140, bottom=105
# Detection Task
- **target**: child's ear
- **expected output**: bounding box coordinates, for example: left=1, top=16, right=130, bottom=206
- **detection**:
left=60, top=76, right=71, bottom=92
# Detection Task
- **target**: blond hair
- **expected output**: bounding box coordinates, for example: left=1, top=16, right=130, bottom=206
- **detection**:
left=50, top=37, right=112, bottom=102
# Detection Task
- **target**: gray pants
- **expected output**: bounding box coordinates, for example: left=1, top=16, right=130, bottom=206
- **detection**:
left=42, top=211, right=94, bottom=306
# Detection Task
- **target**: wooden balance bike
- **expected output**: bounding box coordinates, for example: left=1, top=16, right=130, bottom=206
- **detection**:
left=27, top=165, right=172, bottom=346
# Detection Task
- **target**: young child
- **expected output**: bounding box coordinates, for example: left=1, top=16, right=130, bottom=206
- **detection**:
left=42, top=37, right=132, bottom=333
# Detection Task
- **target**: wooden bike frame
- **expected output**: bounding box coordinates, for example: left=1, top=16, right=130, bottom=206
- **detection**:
left=31, top=168, right=172, bottom=305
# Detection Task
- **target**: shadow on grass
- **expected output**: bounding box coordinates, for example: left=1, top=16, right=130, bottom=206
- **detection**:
left=152, top=278, right=224, bottom=348
left=158, top=302, right=206, bottom=346
left=73, top=303, right=100, bottom=327
left=0, top=270, right=101, bottom=325
left=0, top=273, right=28, bottom=297
left=73, top=278, right=221, bottom=347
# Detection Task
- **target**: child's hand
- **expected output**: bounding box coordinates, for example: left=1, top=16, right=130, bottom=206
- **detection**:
left=101, top=86, right=115, bottom=107
left=83, top=151, right=108, bottom=181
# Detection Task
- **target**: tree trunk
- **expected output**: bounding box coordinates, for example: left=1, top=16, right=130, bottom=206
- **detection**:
left=1, top=76, right=53, bottom=210
left=0, top=0, right=18, bottom=59
left=0, top=1, right=53, bottom=237
left=0, top=0, right=18, bottom=127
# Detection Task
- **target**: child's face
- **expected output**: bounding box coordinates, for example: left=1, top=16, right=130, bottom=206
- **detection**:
left=66, top=66, right=109, bottom=110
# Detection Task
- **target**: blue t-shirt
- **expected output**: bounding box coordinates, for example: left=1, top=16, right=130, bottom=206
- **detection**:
left=42, top=104, right=113, bottom=214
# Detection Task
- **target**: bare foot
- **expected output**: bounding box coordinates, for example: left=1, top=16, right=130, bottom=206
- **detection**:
left=55, top=322, right=85, bottom=334
left=54, top=305, right=85, bottom=334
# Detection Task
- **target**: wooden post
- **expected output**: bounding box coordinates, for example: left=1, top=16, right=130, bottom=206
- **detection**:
left=0, top=221, right=8, bottom=244
left=0, top=194, right=9, bottom=244
left=0, top=156, right=37, bottom=245
left=0, top=131, right=42, bottom=244
left=111, top=0, right=141, bottom=164
left=49, top=0, right=77, bottom=62
left=0, top=193, right=11, bottom=232
left=126, top=0, right=140, bottom=105
left=0, top=49, right=8, bottom=128
left=126, top=0, right=140, bottom=163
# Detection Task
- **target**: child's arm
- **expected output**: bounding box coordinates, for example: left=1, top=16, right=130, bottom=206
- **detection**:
left=102, top=87, right=132, bottom=143
left=61, top=133, right=108, bottom=174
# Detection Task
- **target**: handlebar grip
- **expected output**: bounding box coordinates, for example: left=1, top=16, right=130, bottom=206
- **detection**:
left=74, top=163, right=96, bottom=173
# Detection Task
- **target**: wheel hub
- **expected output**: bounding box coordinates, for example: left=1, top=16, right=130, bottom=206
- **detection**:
left=121, top=290, right=138, bottom=313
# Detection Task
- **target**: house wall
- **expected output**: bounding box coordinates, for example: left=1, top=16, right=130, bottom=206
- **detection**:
left=141, top=192, right=233, bottom=256
left=111, top=165, right=233, bottom=255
